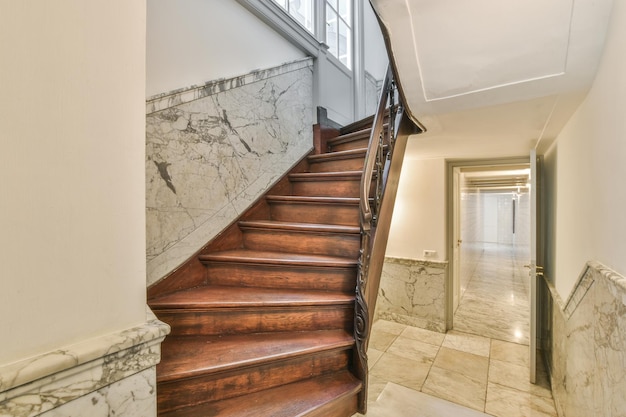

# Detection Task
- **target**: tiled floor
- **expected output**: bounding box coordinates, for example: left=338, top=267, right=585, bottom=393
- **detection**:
left=355, top=243, right=557, bottom=416
left=356, top=320, right=557, bottom=417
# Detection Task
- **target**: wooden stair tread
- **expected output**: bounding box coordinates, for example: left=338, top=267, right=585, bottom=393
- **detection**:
left=307, top=148, right=367, bottom=162
left=266, top=195, right=359, bottom=205
left=238, top=220, right=360, bottom=234
left=289, top=171, right=362, bottom=181
left=150, top=285, right=355, bottom=309
left=199, top=249, right=357, bottom=268
left=158, top=330, right=354, bottom=382
left=159, top=370, right=361, bottom=417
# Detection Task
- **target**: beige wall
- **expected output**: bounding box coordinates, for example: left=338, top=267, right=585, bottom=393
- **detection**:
left=146, top=0, right=305, bottom=97
left=0, top=1, right=147, bottom=365
left=544, top=0, right=626, bottom=299
left=386, top=158, right=447, bottom=260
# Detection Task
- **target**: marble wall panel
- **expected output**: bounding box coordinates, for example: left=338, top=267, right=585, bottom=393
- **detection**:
left=0, top=309, right=170, bottom=417
left=146, top=59, right=314, bottom=286
left=547, top=261, right=626, bottom=417
left=376, top=257, right=448, bottom=333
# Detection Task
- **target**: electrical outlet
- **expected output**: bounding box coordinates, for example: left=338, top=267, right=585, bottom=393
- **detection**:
left=423, top=250, right=437, bottom=257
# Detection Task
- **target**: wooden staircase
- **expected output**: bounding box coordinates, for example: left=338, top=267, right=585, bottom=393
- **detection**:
left=148, top=117, right=382, bottom=416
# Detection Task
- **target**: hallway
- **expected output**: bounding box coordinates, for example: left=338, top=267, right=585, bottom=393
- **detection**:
left=355, top=242, right=556, bottom=416
left=454, top=242, right=530, bottom=345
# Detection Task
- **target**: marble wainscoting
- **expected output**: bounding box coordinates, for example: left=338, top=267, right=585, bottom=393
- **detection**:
left=146, top=58, right=314, bottom=286
left=0, top=309, right=170, bottom=417
left=545, top=261, right=626, bottom=417
left=375, top=257, right=448, bottom=333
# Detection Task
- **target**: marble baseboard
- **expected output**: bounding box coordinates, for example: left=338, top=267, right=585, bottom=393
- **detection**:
left=0, top=308, right=170, bottom=417
left=146, top=59, right=314, bottom=286
left=375, top=257, right=448, bottom=333
left=545, top=261, right=626, bottom=417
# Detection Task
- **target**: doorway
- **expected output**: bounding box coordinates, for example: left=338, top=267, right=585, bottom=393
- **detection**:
left=447, top=159, right=531, bottom=346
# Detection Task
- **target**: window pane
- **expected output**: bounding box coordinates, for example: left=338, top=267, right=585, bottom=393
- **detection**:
left=338, top=20, right=351, bottom=68
left=289, top=0, right=313, bottom=32
left=327, top=0, right=338, bottom=12
left=338, top=0, right=350, bottom=23
left=326, top=11, right=338, bottom=57
left=274, top=0, right=288, bottom=9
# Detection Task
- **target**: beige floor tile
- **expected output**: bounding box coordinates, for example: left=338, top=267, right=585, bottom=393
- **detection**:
left=485, top=382, right=558, bottom=417
left=370, top=352, right=431, bottom=391
left=400, top=325, right=446, bottom=346
left=372, top=319, right=407, bottom=336
left=488, top=359, right=552, bottom=398
left=367, top=374, right=389, bottom=403
left=369, top=330, right=398, bottom=351
left=433, top=347, right=489, bottom=383
left=443, top=330, right=491, bottom=357
left=368, top=348, right=384, bottom=369
left=490, top=339, right=529, bottom=367
left=367, top=383, right=491, bottom=417
left=422, top=365, right=487, bottom=412
left=387, top=335, right=440, bottom=364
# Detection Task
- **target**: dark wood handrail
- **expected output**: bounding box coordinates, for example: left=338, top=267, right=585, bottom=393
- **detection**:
left=353, top=63, right=422, bottom=413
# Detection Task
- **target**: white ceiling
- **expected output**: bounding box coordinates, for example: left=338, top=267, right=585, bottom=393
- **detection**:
left=371, top=0, right=614, bottom=159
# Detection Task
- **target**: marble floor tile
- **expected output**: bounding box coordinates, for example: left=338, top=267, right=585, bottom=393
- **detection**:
left=432, top=347, right=489, bottom=383
left=368, top=348, right=384, bottom=369
left=370, top=352, right=432, bottom=391
left=387, top=335, right=440, bottom=364
left=422, top=365, right=487, bottom=411
left=490, top=339, right=529, bottom=367
left=369, top=330, right=398, bottom=352
left=372, top=319, right=407, bottom=335
left=367, top=374, right=389, bottom=404
left=400, top=325, right=446, bottom=346
left=365, top=383, right=491, bottom=417
left=442, top=330, right=491, bottom=357
left=488, top=359, right=552, bottom=398
left=485, top=382, right=558, bottom=417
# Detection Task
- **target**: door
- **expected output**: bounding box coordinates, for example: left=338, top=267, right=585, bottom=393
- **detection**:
left=529, top=149, right=543, bottom=383
left=452, top=167, right=462, bottom=313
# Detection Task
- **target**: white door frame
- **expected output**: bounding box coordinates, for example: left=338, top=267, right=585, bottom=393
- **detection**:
left=445, top=157, right=530, bottom=331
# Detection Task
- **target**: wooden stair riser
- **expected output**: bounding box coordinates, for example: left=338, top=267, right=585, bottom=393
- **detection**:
left=268, top=200, right=359, bottom=226
left=241, top=228, right=360, bottom=258
left=308, top=156, right=365, bottom=173
left=157, top=349, right=352, bottom=414
left=156, top=306, right=354, bottom=336
left=290, top=178, right=360, bottom=198
left=289, top=177, right=376, bottom=198
left=204, top=263, right=357, bottom=292
left=327, top=131, right=371, bottom=152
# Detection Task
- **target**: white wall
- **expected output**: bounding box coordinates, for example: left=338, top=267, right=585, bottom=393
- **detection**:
left=147, top=0, right=305, bottom=96
left=364, top=2, right=388, bottom=81
left=0, top=1, right=147, bottom=365
left=386, top=158, right=446, bottom=260
left=546, top=0, right=626, bottom=299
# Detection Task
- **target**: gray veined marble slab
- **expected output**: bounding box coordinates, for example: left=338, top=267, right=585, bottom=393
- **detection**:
left=376, top=257, right=448, bottom=332
left=146, top=59, right=314, bottom=286
left=546, top=261, right=626, bottom=417
left=0, top=308, right=170, bottom=417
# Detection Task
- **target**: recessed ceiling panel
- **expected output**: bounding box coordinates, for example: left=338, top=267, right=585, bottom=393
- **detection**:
left=411, top=0, right=574, bottom=100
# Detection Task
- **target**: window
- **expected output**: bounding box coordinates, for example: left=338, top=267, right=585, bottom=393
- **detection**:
left=325, top=0, right=352, bottom=69
left=272, top=0, right=353, bottom=70
left=273, top=0, right=314, bottom=34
